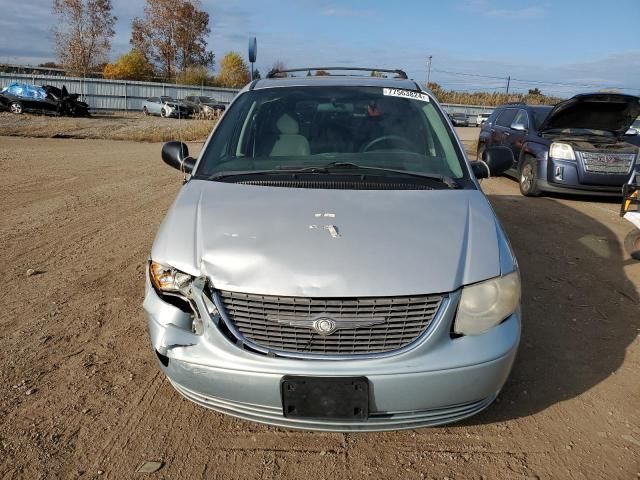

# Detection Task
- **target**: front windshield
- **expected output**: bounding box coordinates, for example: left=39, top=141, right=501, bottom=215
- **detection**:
left=633, top=118, right=640, bottom=129
left=196, top=86, right=467, bottom=180
left=160, top=96, right=174, bottom=102
left=199, top=96, right=212, bottom=102
left=531, top=106, right=552, bottom=129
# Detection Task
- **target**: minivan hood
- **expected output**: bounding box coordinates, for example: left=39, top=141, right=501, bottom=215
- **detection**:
left=538, top=93, right=640, bottom=136
left=151, top=181, right=503, bottom=297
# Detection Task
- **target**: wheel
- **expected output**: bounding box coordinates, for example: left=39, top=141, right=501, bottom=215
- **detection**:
left=9, top=101, right=23, bottom=114
left=624, top=230, right=640, bottom=260
left=519, top=157, right=542, bottom=197
left=143, top=107, right=148, bottom=116
left=160, top=108, right=167, bottom=118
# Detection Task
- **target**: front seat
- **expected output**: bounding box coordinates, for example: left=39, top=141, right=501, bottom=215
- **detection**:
left=270, top=113, right=310, bottom=156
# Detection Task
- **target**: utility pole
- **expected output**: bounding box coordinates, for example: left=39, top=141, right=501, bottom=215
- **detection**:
left=427, top=55, right=433, bottom=86
left=506, top=75, right=511, bottom=95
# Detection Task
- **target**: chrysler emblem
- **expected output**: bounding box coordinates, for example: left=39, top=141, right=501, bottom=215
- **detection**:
left=267, top=313, right=385, bottom=335
left=312, top=317, right=337, bottom=335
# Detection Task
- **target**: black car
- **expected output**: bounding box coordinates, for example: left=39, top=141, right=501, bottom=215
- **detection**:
left=477, top=94, right=640, bottom=196
left=183, top=95, right=226, bottom=117
left=0, top=84, right=89, bottom=116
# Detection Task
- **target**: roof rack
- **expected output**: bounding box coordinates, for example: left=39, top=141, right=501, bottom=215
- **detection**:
left=266, top=67, right=408, bottom=79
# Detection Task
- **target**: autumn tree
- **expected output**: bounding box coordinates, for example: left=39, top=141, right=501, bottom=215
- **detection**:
left=216, top=52, right=250, bottom=88
left=131, top=0, right=214, bottom=79
left=103, top=49, right=154, bottom=80
left=52, top=0, right=117, bottom=76
left=176, top=65, right=211, bottom=86
left=315, top=70, right=330, bottom=76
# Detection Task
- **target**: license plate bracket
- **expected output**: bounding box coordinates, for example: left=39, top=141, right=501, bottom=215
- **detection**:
left=281, top=376, right=369, bottom=421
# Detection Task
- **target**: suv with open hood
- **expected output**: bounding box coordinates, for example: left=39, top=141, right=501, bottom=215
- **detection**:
left=477, top=93, right=640, bottom=196
left=144, top=67, right=520, bottom=431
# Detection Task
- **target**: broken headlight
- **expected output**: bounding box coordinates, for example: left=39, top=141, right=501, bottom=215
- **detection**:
left=453, top=271, right=520, bottom=336
left=149, top=261, right=194, bottom=297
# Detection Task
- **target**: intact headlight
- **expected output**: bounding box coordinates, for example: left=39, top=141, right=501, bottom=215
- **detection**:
left=454, top=271, right=521, bottom=336
left=149, top=261, right=193, bottom=296
left=549, top=142, right=576, bottom=161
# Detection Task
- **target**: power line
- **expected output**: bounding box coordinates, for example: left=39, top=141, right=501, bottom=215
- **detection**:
left=427, top=66, right=640, bottom=92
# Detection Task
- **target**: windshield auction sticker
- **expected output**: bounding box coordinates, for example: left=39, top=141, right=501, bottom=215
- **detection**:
left=383, top=88, right=430, bottom=102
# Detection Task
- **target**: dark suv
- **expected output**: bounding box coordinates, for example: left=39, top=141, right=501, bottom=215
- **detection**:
left=477, top=94, right=640, bottom=196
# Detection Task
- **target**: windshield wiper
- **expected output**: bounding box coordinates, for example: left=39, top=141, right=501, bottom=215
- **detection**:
left=204, top=162, right=459, bottom=188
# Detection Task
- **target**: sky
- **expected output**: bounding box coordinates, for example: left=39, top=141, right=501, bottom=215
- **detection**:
left=1, top=0, right=639, bottom=96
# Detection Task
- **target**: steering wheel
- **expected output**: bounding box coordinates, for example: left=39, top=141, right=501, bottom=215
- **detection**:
left=361, top=135, right=417, bottom=153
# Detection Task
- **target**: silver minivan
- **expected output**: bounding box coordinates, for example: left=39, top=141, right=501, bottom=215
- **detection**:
left=144, top=67, right=520, bottom=431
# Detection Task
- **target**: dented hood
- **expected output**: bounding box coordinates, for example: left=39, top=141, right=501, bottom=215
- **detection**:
left=538, top=93, right=640, bottom=136
left=151, top=180, right=502, bottom=297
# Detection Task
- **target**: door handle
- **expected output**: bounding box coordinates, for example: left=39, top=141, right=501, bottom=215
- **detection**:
left=504, top=132, right=511, bottom=136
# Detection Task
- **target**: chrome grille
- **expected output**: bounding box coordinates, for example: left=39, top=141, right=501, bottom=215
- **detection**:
left=579, top=151, right=635, bottom=174
left=216, top=290, right=444, bottom=356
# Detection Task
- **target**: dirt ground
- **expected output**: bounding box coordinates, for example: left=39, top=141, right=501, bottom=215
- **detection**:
left=0, top=136, right=639, bottom=479
left=0, top=112, right=217, bottom=142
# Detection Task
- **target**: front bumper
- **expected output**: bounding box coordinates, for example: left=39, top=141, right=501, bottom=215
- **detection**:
left=143, top=275, right=521, bottom=432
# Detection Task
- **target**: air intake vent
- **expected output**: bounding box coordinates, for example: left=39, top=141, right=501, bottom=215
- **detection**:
left=235, top=180, right=433, bottom=190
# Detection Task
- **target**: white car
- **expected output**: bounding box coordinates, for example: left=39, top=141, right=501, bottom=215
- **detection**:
left=476, top=112, right=492, bottom=127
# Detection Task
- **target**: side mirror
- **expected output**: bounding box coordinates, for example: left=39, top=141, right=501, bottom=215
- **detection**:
left=625, top=127, right=638, bottom=136
left=161, top=141, right=196, bottom=173
left=511, top=123, right=527, bottom=132
left=482, top=146, right=514, bottom=175
left=470, top=161, right=490, bottom=179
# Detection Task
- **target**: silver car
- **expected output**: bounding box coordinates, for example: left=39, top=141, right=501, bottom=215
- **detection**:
left=144, top=67, right=521, bottom=431
left=141, top=96, right=190, bottom=118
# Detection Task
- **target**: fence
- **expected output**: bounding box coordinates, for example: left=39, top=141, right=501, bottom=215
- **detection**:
left=0, top=72, right=495, bottom=117
left=0, top=72, right=239, bottom=112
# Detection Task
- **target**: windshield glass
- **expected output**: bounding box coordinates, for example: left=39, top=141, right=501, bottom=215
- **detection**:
left=531, top=106, right=552, bottom=129
left=199, top=96, right=211, bottom=102
left=196, top=86, right=467, bottom=180
left=160, top=96, right=174, bottom=103
left=632, top=118, right=640, bottom=129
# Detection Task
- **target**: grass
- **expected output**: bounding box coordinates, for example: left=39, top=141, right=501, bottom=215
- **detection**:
left=0, top=112, right=218, bottom=142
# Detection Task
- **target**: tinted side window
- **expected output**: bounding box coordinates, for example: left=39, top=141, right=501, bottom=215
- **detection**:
left=496, top=109, right=517, bottom=127
left=513, top=109, right=529, bottom=129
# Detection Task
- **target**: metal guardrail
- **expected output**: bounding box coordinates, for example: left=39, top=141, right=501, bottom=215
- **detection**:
left=0, top=72, right=239, bottom=112
left=0, top=72, right=495, bottom=117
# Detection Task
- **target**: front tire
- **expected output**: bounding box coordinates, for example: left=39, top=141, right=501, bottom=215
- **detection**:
left=160, top=108, right=167, bottom=118
left=143, top=107, right=149, bottom=116
left=519, top=157, right=542, bottom=197
left=9, top=101, right=23, bottom=114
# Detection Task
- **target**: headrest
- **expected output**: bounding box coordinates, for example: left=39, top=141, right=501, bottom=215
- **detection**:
left=276, top=113, right=299, bottom=135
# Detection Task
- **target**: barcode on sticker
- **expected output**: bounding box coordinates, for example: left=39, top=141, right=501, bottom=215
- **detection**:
left=383, top=88, right=430, bottom=102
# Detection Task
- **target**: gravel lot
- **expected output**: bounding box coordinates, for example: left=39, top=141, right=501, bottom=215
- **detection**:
left=0, top=135, right=639, bottom=479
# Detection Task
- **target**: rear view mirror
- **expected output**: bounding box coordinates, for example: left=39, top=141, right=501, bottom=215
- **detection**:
left=470, top=161, right=490, bottom=179
left=482, top=146, right=514, bottom=175
left=511, top=123, right=527, bottom=132
left=161, top=141, right=196, bottom=173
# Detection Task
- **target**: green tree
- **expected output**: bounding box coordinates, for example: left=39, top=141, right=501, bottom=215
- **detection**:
left=252, top=68, right=261, bottom=80
left=216, top=52, right=250, bottom=88
left=103, top=49, right=154, bottom=80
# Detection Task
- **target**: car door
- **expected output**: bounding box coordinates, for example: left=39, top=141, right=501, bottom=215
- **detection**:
left=492, top=108, right=517, bottom=147
left=150, top=98, right=161, bottom=115
left=507, top=109, right=530, bottom=165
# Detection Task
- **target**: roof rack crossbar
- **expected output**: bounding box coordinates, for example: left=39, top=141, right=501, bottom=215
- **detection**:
left=266, top=67, right=408, bottom=79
